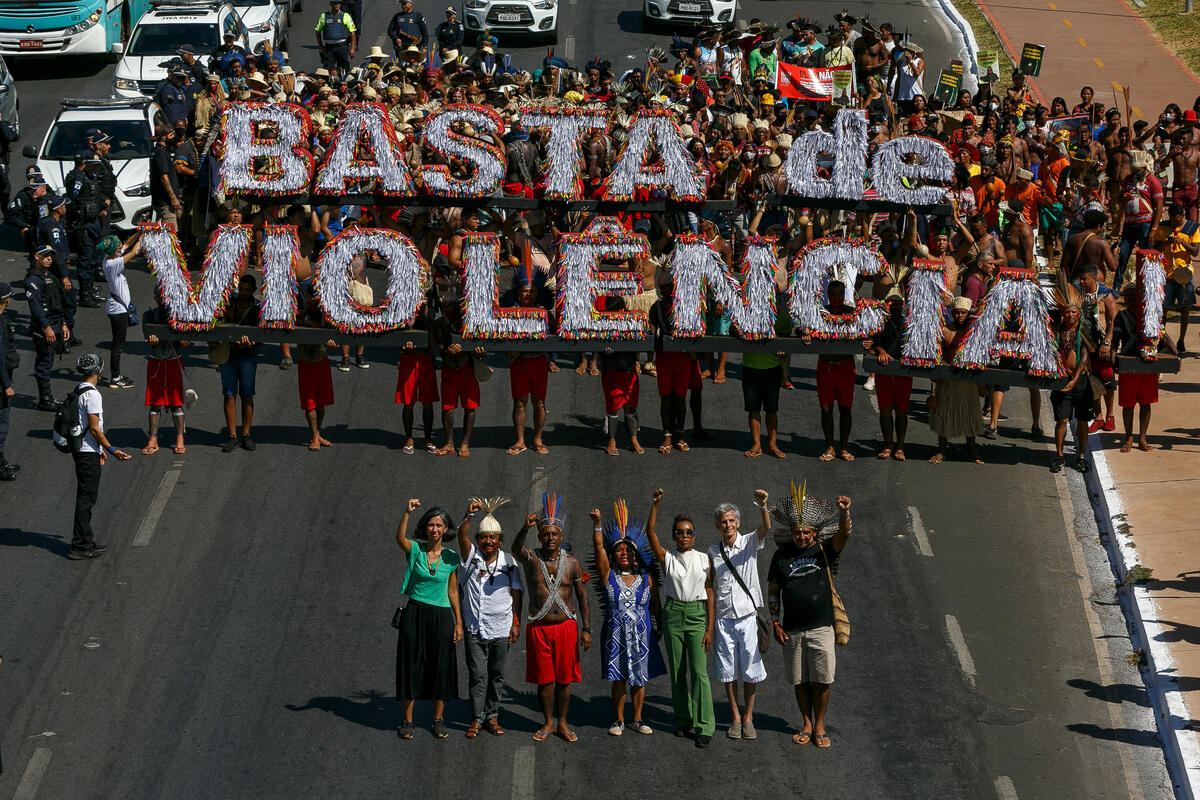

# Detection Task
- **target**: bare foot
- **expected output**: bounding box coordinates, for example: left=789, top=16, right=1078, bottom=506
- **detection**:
left=929, top=452, right=945, bottom=464
left=1120, top=438, right=1133, bottom=453
left=767, top=445, right=787, bottom=459
left=819, top=447, right=836, bottom=462
left=630, top=440, right=645, bottom=454
left=700, top=368, right=712, bottom=380
left=506, top=443, right=527, bottom=455
left=1138, top=439, right=1155, bottom=452
left=744, top=446, right=762, bottom=458
left=605, top=440, right=619, bottom=456
left=838, top=449, right=855, bottom=462
left=877, top=448, right=892, bottom=460
left=575, top=362, right=587, bottom=375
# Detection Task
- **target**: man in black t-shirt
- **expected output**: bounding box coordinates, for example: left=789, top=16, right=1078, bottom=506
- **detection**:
left=768, top=493, right=852, bottom=750
left=150, top=125, right=182, bottom=228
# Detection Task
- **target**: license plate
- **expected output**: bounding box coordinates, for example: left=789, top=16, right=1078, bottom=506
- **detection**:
left=680, top=3, right=701, bottom=11
left=498, top=12, right=521, bottom=21
left=18, top=39, right=43, bottom=49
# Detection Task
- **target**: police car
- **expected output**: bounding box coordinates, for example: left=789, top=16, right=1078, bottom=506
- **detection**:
left=642, top=0, right=736, bottom=30
left=232, top=0, right=291, bottom=53
left=22, top=98, right=165, bottom=232
left=112, top=0, right=249, bottom=99
left=462, top=0, right=558, bottom=45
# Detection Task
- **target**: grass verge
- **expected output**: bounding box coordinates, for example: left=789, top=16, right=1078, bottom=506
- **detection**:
left=1129, top=0, right=1200, bottom=80
left=947, top=0, right=1016, bottom=67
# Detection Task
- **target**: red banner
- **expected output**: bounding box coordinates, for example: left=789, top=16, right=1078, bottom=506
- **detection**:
left=775, top=62, right=852, bottom=101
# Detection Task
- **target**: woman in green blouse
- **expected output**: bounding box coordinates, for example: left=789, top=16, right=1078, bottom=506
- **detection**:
left=395, top=498, right=464, bottom=740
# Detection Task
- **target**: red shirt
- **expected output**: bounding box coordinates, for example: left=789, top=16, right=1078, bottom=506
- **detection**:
left=1121, top=172, right=1164, bottom=225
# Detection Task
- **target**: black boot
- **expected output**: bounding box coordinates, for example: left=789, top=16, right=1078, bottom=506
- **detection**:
left=0, top=452, right=19, bottom=472
left=37, top=390, right=58, bottom=412
left=78, top=281, right=100, bottom=308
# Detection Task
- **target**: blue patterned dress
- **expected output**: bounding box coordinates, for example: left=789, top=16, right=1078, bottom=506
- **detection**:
left=602, top=571, right=667, bottom=685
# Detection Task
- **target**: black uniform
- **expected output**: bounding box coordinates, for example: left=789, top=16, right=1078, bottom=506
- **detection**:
left=67, top=166, right=104, bottom=300
left=25, top=264, right=67, bottom=403
left=387, top=9, right=427, bottom=53
left=9, top=184, right=49, bottom=256
left=435, top=19, right=464, bottom=52
left=95, top=154, right=117, bottom=234
left=0, top=118, right=17, bottom=217
left=0, top=300, right=17, bottom=475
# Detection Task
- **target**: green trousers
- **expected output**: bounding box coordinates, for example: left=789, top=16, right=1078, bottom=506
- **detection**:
left=662, top=598, right=714, bottom=736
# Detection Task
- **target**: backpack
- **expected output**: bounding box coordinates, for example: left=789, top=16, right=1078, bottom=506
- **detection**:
left=52, top=384, right=96, bottom=454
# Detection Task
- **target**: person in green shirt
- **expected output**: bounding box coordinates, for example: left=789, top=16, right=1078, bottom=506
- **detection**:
left=748, top=39, right=779, bottom=88
left=394, top=498, right=463, bottom=740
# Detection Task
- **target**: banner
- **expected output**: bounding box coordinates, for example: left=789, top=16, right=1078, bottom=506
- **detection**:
left=775, top=62, right=853, bottom=101
left=933, top=69, right=961, bottom=105
left=977, top=49, right=1001, bottom=83
left=1019, top=43, right=1045, bottom=77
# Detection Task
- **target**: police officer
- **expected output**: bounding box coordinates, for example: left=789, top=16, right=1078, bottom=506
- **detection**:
left=86, top=129, right=117, bottom=238
left=0, top=281, right=19, bottom=479
left=212, top=30, right=248, bottom=64
left=435, top=6, right=464, bottom=56
left=155, top=67, right=190, bottom=127
left=388, top=0, right=428, bottom=58
left=10, top=169, right=49, bottom=258
left=68, top=152, right=105, bottom=308
left=0, top=108, right=17, bottom=219
left=26, top=245, right=70, bottom=410
left=37, top=196, right=79, bottom=338
left=176, top=44, right=209, bottom=85
left=316, top=0, right=357, bottom=79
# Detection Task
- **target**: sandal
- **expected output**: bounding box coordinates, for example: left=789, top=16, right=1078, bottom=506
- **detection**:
left=813, top=733, right=831, bottom=748
left=140, top=445, right=159, bottom=455
left=402, top=444, right=415, bottom=455
left=465, top=721, right=481, bottom=739
left=484, top=719, right=506, bottom=736
left=532, top=729, right=551, bottom=742
left=792, top=731, right=811, bottom=745
left=532, top=444, right=549, bottom=455
left=673, top=440, right=690, bottom=452
left=557, top=729, right=578, bottom=743
left=172, top=445, right=186, bottom=455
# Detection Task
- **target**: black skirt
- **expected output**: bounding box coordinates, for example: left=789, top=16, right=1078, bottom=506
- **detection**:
left=396, top=599, right=459, bottom=702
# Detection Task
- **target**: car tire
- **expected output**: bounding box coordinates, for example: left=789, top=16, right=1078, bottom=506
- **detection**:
left=545, top=29, right=558, bottom=45
left=641, top=13, right=655, bottom=33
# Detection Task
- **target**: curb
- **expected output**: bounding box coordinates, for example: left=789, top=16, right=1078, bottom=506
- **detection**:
left=930, top=0, right=981, bottom=90
left=1084, top=442, right=1200, bottom=800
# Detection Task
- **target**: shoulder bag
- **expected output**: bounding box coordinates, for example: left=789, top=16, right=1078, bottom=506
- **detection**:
left=819, top=543, right=850, bottom=646
left=718, top=541, right=772, bottom=653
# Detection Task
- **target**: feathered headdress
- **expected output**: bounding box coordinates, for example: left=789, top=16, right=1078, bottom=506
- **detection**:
left=540, top=492, right=565, bottom=529
left=471, top=496, right=510, bottom=535
left=1050, top=282, right=1084, bottom=313
left=770, top=480, right=839, bottom=545
left=602, top=497, right=653, bottom=569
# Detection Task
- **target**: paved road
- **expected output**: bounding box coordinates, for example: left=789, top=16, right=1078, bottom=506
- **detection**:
left=0, top=2, right=1176, bottom=800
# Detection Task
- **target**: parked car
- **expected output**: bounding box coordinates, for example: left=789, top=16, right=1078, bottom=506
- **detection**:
left=231, top=0, right=290, bottom=53
left=23, top=97, right=165, bottom=232
left=462, top=0, right=557, bottom=45
left=642, top=0, right=736, bottom=30
left=0, top=53, right=19, bottom=138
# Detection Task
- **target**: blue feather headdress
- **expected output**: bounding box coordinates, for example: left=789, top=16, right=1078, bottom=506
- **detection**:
left=602, top=497, right=652, bottom=570
left=540, top=492, right=565, bottom=529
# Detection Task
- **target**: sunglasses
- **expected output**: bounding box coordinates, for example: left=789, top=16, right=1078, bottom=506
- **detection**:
left=672, top=529, right=695, bottom=536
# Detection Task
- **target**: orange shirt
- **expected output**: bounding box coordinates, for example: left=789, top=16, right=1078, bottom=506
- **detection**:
left=1042, top=157, right=1070, bottom=203
left=970, top=175, right=1006, bottom=227
left=1004, top=182, right=1045, bottom=226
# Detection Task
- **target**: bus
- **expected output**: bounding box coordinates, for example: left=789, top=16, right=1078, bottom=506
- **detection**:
left=0, top=0, right=152, bottom=57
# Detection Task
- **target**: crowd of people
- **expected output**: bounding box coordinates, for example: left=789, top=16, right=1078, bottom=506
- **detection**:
left=0, top=6, right=1191, bottom=552
left=391, top=486, right=852, bottom=746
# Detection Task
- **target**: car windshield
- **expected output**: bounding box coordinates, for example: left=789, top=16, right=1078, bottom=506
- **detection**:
left=127, top=22, right=221, bottom=56
left=234, top=0, right=276, bottom=5
left=43, top=119, right=152, bottom=161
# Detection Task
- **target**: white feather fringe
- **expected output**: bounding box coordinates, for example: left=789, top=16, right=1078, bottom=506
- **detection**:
left=314, top=228, right=427, bottom=333
left=870, top=136, right=954, bottom=206
left=462, top=233, right=549, bottom=338
left=140, top=223, right=250, bottom=330
left=419, top=104, right=506, bottom=198
left=314, top=102, right=415, bottom=195
left=670, top=235, right=777, bottom=339
left=519, top=107, right=609, bottom=201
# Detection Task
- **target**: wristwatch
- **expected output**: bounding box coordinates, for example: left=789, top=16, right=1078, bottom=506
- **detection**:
left=582, top=626, right=592, bottom=634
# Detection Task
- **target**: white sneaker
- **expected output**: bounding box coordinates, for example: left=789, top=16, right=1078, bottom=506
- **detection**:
left=864, top=375, right=876, bottom=392
left=608, top=721, right=625, bottom=736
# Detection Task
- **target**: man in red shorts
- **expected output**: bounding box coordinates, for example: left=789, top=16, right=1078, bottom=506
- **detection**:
left=506, top=270, right=551, bottom=455
left=868, top=289, right=913, bottom=460
left=599, top=303, right=644, bottom=455
left=395, top=304, right=437, bottom=454
left=812, top=280, right=857, bottom=462
left=1113, top=284, right=1162, bottom=452
left=297, top=296, right=337, bottom=451
left=434, top=293, right=485, bottom=457
left=512, top=493, right=592, bottom=743
left=141, top=291, right=189, bottom=455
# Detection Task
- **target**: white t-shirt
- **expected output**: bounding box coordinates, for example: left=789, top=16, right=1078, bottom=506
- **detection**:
left=660, top=548, right=709, bottom=602
left=75, top=382, right=103, bottom=454
left=102, top=256, right=130, bottom=316
left=458, top=544, right=525, bottom=640
left=708, top=531, right=766, bottom=620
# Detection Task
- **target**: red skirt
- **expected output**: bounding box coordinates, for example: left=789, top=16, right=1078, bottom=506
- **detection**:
left=145, top=357, right=184, bottom=407
left=298, top=357, right=335, bottom=411
left=601, top=369, right=639, bottom=413
left=395, top=352, right=438, bottom=404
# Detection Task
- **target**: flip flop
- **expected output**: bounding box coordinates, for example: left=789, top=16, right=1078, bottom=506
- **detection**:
left=792, top=731, right=811, bottom=745
left=172, top=445, right=186, bottom=455
left=818, top=452, right=835, bottom=462
left=744, top=449, right=762, bottom=458
left=402, top=444, right=415, bottom=454
left=557, top=730, right=578, bottom=743
left=425, top=443, right=439, bottom=454
left=892, top=450, right=906, bottom=461
left=532, top=730, right=551, bottom=742
left=140, top=445, right=159, bottom=455
left=506, top=445, right=527, bottom=455
left=838, top=450, right=855, bottom=462
left=674, top=440, right=690, bottom=452
left=308, top=441, right=321, bottom=451
left=532, top=444, right=549, bottom=455
left=813, top=733, right=831, bottom=748
left=657, top=443, right=673, bottom=455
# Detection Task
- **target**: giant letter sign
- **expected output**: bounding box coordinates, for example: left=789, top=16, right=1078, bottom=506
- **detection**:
left=952, top=268, right=1065, bottom=377
left=141, top=223, right=251, bottom=330
left=314, top=228, right=427, bottom=333
left=604, top=108, right=704, bottom=203
left=462, top=232, right=549, bottom=338
left=519, top=107, right=609, bottom=201
left=556, top=218, right=650, bottom=339
left=670, top=235, right=778, bottom=339
left=221, top=102, right=314, bottom=196
left=314, top=102, right=416, bottom=196
left=787, top=238, right=887, bottom=339
left=420, top=104, right=506, bottom=198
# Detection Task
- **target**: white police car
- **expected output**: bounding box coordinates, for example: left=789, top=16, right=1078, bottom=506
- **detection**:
left=112, top=0, right=248, bottom=99
left=463, top=0, right=558, bottom=45
left=642, top=0, right=736, bottom=30
left=23, top=97, right=166, bottom=232
left=232, top=0, right=291, bottom=53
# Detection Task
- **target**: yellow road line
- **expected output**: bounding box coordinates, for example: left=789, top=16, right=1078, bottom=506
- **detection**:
left=1078, top=37, right=1087, bottom=47
left=1063, top=17, right=1073, bottom=26
left=1048, top=1, right=1058, bottom=8
left=1094, top=57, right=1106, bottom=68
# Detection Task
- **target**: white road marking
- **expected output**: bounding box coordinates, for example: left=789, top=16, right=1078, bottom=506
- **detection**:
left=1051, top=470, right=1145, bottom=800
left=528, top=466, right=550, bottom=515
left=908, top=506, right=934, bottom=557
left=944, top=614, right=976, bottom=687
left=563, top=35, right=575, bottom=62
left=12, top=748, right=51, bottom=800
left=921, top=0, right=954, bottom=43
left=994, top=776, right=1018, bottom=800
left=132, top=470, right=181, bottom=547
left=511, top=745, right=535, bottom=800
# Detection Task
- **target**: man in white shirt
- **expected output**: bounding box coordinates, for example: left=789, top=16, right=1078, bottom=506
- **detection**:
left=70, top=353, right=130, bottom=561
left=456, top=498, right=524, bottom=738
left=647, top=488, right=715, bottom=748
left=707, top=490, right=771, bottom=740
left=98, top=232, right=141, bottom=389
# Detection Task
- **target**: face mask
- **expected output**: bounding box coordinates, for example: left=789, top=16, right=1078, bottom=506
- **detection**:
left=1165, top=113, right=1176, bottom=122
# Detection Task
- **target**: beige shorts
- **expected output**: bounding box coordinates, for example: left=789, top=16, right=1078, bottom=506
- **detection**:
left=784, top=625, right=836, bottom=685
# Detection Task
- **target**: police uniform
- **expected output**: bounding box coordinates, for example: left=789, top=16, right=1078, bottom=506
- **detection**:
left=316, top=8, right=356, bottom=77
left=87, top=131, right=118, bottom=237
left=435, top=16, right=465, bottom=53
left=37, top=202, right=78, bottom=331
left=0, top=282, right=19, bottom=478
left=0, top=115, right=17, bottom=217
left=155, top=73, right=189, bottom=126
left=9, top=175, right=49, bottom=257
left=25, top=248, right=68, bottom=407
left=68, top=154, right=105, bottom=306
left=388, top=7, right=428, bottom=55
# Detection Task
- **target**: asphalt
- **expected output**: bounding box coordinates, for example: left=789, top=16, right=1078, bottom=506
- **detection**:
left=0, top=1, right=1178, bottom=799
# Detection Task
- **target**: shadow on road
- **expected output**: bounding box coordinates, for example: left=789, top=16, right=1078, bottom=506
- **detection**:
left=1066, top=677, right=1151, bottom=708
left=1065, top=722, right=1162, bottom=748
left=286, top=689, right=400, bottom=732
left=0, top=527, right=71, bottom=558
